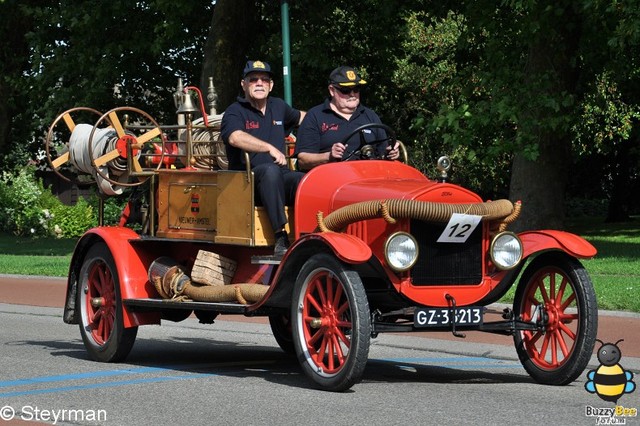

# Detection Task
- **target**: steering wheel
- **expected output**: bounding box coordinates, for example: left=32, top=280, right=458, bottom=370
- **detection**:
left=340, top=123, right=397, bottom=161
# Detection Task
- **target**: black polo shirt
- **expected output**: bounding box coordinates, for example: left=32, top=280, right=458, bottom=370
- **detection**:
left=294, top=98, right=387, bottom=159
left=221, top=96, right=301, bottom=170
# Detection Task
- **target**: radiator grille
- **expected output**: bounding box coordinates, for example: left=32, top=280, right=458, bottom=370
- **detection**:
left=410, top=219, right=483, bottom=285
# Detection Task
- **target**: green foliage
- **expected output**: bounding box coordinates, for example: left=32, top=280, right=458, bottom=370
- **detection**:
left=0, top=167, right=131, bottom=239
left=0, top=0, right=213, bottom=170
left=2, top=0, right=640, bottom=227
left=0, top=167, right=52, bottom=237
left=49, top=198, right=94, bottom=239
left=573, top=71, right=640, bottom=155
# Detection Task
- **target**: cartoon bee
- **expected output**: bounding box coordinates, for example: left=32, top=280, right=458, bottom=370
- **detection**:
left=585, top=339, right=636, bottom=403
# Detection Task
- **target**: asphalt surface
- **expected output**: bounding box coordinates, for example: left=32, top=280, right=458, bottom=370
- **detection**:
left=1, top=273, right=639, bottom=372
left=1, top=274, right=639, bottom=426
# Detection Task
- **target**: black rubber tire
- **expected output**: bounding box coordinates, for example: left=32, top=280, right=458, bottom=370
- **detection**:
left=269, top=314, right=295, bottom=355
left=291, top=253, right=371, bottom=391
left=77, top=242, right=137, bottom=362
left=513, top=253, right=598, bottom=385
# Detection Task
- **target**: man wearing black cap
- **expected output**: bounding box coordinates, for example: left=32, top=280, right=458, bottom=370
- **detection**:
left=294, top=65, right=399, bottom=171
left=221, top=60, right=306, bottom=257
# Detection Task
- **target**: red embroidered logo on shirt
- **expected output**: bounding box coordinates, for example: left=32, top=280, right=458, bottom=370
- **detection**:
left=321, top=123, right=339, bottom=132
left=245, top=120, right=260, bottom=130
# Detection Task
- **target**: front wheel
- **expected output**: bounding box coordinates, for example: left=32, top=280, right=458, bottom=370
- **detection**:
left=291, top=253, right=371, bottom=391
left=513, top=253, right=597, bottom=385
left=77, top=242, right=137, bottom=362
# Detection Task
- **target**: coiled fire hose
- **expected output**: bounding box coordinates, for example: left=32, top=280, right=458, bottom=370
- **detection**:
left=177, top=115, right=226, bottom=170
left=317, top=199, right=520, bottom=232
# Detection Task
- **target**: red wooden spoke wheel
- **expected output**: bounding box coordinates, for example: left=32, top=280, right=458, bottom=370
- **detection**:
left=78, top=243, right=137, bottom=362
left=513, top=253, right=597, bottom=385
left=292, top=253, right=370, bottom=391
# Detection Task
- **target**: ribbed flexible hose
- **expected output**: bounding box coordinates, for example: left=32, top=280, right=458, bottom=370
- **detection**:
left=152, top=269, right=267, bottom=304
left=180, top=282, right=267, bottom=304
left=318, top=199, right=515, bottom=232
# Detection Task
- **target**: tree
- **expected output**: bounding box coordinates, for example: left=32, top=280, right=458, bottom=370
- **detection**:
left=0, top=1, right=212, bottom=170
left=392, top=2, right=640, bottom=229
left=0, top=0, right=37, bottom=160
left=200, top=0, right=265, bottom=112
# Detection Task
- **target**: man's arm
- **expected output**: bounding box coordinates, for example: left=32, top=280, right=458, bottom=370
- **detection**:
left=294, top=109, right=333, bottom=171
left=297, top=150, right=333, bottom=171
left=228, top=130, right=286, bottom=166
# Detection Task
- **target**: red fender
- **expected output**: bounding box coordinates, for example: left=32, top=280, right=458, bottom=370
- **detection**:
left=248, top=232, right=372, bottom=312
left=294, top=232, right=373, bottom=263
left=70, top=227, right=159, bottom=327
left=519, top=230, right=597, bottom=259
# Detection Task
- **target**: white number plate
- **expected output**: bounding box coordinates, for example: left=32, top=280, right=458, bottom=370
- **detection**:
left=414, top=307, right=483, bottom=328
left=437, top=213, right=482, bottom=243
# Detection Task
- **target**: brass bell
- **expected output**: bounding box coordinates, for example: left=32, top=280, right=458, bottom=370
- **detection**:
left=177, top=91, right=198, bottom=115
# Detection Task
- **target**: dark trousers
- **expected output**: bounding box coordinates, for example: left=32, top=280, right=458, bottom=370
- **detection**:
left=253, top=163, right=303, bottom=231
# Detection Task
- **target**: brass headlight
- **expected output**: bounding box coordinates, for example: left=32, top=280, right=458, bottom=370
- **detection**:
left=384, top=232, right=419, bottom=272
left=490, top=231, right=523, bottom=270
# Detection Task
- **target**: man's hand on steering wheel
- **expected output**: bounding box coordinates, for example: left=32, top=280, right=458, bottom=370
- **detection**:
left=340, top=123, right=397, bottom=161
left=329, top=142, right=348, bottom=162
left=385, top=141, right=400, bottom=160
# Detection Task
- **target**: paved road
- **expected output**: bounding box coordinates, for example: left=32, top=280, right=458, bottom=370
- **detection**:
left=2, top=274, right=639, bottom=361
left=0, top=275, right=638, bottom=426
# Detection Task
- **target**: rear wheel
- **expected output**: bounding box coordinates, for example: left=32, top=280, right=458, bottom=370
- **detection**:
left=291, top=253, right=370, bottom=391
left=513, top=253, right=597, bottom=385
left=77, top=242, right=137, bottom=362
left=269, top=314, right=294, bottom=355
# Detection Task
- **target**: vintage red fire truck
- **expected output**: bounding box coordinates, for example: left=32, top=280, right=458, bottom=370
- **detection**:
left=45, top=87, right=598, bottom=392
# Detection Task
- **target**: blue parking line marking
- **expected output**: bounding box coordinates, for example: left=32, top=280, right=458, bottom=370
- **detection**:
left=0, top=367, right=165, bottom=388
left=0, top=374, right=212, bottom=398
left=0, top=360, right=274, bottom=398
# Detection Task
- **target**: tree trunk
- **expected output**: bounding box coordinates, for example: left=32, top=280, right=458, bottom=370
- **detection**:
left=200, top=0, right=260, bottom=113
left=508, top=4, right=581, bottom=232
left=509, top=137, right=569, bottom=231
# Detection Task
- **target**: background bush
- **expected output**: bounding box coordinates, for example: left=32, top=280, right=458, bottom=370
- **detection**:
left=49, top=198, right=95, bottom=238
left=0, top=167, right=128, bottom=238
left=0, top=167, right=54, bottom=237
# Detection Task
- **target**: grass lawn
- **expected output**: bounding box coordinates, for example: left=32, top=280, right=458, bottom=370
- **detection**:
left=0, top=234, right=76, bottom=276
left=1, top=215, right=638, bottom=312
left=564, top=216, right=640, bottom=312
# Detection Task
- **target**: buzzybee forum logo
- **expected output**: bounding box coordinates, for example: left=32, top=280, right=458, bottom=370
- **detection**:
left=584, top=339, right=637, bottom=424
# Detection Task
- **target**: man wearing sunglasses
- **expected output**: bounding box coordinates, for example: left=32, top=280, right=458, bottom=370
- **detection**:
left=294, top=65, right=399, bottom=171
left=221, top=60, right=306, bottom=257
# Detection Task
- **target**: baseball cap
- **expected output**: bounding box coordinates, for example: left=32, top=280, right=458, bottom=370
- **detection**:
left=243, top=60, right=273, bottom=78
left=329, top=66, right=367, bottom=87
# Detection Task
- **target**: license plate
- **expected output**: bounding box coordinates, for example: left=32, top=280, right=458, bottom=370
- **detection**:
left=414, top=306, right=483, bottom=328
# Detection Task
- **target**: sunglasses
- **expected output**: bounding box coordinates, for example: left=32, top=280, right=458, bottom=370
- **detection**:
left=247, top=76, right=272, bottom=83
left=333, top=85, right=361, bottom=95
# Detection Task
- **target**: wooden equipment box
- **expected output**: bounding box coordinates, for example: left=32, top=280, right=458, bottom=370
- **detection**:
left=156, top=170, right=218, bottom=241
left=156, top=169, right=290, bottom=246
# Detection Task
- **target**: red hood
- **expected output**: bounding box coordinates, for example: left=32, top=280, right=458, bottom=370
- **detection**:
left=294, top=161, right=482, bottom=236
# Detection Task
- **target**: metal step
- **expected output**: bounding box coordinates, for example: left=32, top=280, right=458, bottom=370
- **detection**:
left=123, top=298, right=283, bottom=316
